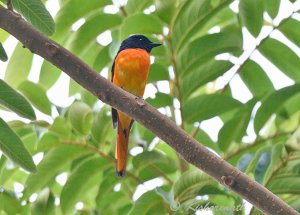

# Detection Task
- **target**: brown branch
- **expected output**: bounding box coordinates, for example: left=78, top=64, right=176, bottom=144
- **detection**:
left=0, top=6, right=298, bottom=215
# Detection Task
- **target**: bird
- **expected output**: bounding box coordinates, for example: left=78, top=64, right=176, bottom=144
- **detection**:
left=111, top=35, right=161, bottom=177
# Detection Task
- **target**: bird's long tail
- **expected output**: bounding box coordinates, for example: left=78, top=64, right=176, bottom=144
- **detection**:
left=115, top=119, right=130, bottom=177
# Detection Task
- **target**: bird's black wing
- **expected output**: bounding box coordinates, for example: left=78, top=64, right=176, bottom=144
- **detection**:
left=111, top=60, right=118, bottom=129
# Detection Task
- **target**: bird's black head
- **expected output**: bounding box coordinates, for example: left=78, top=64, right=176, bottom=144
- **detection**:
left=119, top=35, right=162, bottom=53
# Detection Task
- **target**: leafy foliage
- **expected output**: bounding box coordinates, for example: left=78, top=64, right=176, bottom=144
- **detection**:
left=1, top=0, right=300, bottom=214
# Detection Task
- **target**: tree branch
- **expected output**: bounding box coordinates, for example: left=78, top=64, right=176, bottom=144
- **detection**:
left=0, top=6, right=298, bottom=215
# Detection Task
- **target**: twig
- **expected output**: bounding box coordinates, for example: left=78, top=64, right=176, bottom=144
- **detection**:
left=0, top=6, right=297, bottom=214
left=7, top=0, right=13, bottom=11
left=224, top=131, right=292, bottom=161
left=63, top=140, right=144, bottom=184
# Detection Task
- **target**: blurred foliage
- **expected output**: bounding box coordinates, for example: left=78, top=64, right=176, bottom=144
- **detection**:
left=0, top=0, right=300, bottom=214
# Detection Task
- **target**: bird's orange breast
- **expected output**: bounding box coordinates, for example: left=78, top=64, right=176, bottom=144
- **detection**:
left=113, top=48, right=150, bottom=97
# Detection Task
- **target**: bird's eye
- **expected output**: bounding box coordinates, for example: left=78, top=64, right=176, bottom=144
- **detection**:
left=139, top=38, right=143, bottom=41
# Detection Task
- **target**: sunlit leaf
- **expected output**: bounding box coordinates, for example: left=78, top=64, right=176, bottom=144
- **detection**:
left=239, top=60, right=274, bottom=98
left=31, top=188, right=55, bottom=215
left=264, top=0, right=281, bottom=18
left=177, top=31, right=241, bottom=77
left=172, top=0, right=232, bottom=52
left=128, top=191, right=167, bottom=215
left=154, top=0, right=176, bottom=24
left=254, top=84, right=300, bottom=133
left=125, top=0, right=152, bottom=14
left=120, top=13, right=163, bottom=39
left=25, top=145, right=90, bottom=195
left=0, top=42, right=7, bottom=62
left=39, top=60, right=61, bottom=90
left=181, top=60, right=232, bottom=98
left=68, top=101, right=93, bottom=135
left=148, top=63, right=169, bottom=83
left=239, top=0, right=264, bottom=36
left=0, top=79, right=36, bottom=120
left=61, top=157, right=111, bottom=214
left=173, top=170, right=222, bottom=203
left=18, top=81, right=52, bottom=115
left=2, top=0, right=55, bottom=35
left=0, top=189, right=21, bottom=214
left=70, top=13, right=122, bottom=54
left=260, top=38, right=300, bottom=82
left=279, top=18, right=300, bottom=47
left=145, top=92, right=173, bottom=108
left=184, top=94, right=243, bottom=123
left=0, top=118, right=36, bottom=172
left=54, top=0, right=111, bottom=41
left=4, top=43, right=33, bottom=88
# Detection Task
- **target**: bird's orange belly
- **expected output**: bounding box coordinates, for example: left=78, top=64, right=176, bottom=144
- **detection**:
left=113, top=48, right=150, bottom=97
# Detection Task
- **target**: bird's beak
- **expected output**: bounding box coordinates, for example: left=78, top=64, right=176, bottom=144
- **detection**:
left=150, top=42, right=162, bottom=48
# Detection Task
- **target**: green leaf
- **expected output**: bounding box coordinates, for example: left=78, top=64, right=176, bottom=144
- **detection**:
left=177, top=31, right=241, bottom=76
left=70, top=13, right=122, bottom=54
left=25, top=145, right=90, bottom=195
left=0, top=118, right=36, bottom=172
left=184, top=94, right=243, bottom=123
left=0, top=42, right=7, bottom=62
left=80, top=88, right=97, bottom=107
left=172, top=0, right=232, bottom=52
left=264, top=0, right=281, bottom=18
left=147, top=63, right=169, bottom=83
left=218, top=106, right=252, bottom=151
left=37, top=132, right=60, bottom=152
left=239, top=0, right=264, bottom=36
left=237, top=154, right=254, bottom=172
left=49, top=116, right=72, bottom=138
left=0, top=189, right=22, bottom=215
left=125, top=0, right=152, bottom=14
left=154, top=0, right=176, bottom=24
left=254, top=84, right=300, bottom=133
left=54, top=0, right=111, bottom=41
left=279, top=18, right=300, bottom=47
left=254, top=151, right=271, bottom=183
left=31, top=188, right=55, bottom=215
left=145, top=93, right=173, bottom=108
left=60, top=157, right=110, bottom=214
left=39, top=60, right=61, bottom=90
left=128, top=191, right=167, bottom=215
left=267, top=152, right=300, bottom=194
left=93, top=45, right=111, bottom=72
left=0, top=79, right=36, bottom=120
left=263, top=144, right=287, bottom=185
left=181, top=60, right=232, bottom=98
left=132, top=150, right=177, bottom=180
left=91, top=107, right=113, bottom=145
left=68, top=79, right=81, bottom=96
left=68, top=102, right=93, bottom=135
left=0, top=30, right=9, bottom=42
left=18, top=81, right=52, bottom=115
left=239, top=60, right=274, bottom=98
left=10, top=0, right=55, bottom=35
left=173, top=170, right=222, bottom=203
left=120, top=13, right=163, bottom=40
left=4, top=43, right=33, bottom=88
left=260, top=38, right=300, bottom=82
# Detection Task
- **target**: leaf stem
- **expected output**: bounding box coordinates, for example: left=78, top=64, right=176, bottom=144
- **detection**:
left=220, top=8, right=300, bottom=92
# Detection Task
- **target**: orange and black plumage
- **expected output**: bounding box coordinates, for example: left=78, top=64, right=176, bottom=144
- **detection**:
left=111, top=35, right=161, bottom=177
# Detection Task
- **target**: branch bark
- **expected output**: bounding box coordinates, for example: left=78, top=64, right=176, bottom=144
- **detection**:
left=0, top=6, right=298, bottom=215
